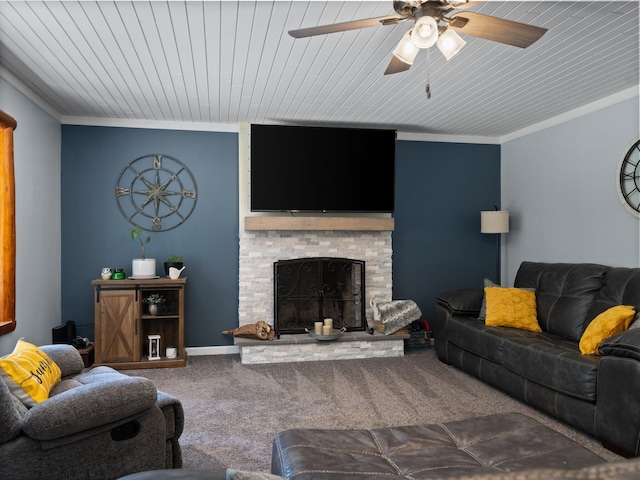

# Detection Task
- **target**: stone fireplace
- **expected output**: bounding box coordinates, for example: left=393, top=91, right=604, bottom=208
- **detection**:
left=237, top=223, right=405, bottom=364
left=239, top=229, right=392, bottom=328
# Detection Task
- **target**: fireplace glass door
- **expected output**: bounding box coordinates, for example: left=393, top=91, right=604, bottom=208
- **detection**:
left=274, top=257, right=366, bottom=334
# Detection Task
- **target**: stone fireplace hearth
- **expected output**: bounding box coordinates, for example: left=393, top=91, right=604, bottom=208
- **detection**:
left=237, top=226, right=405, bottom=364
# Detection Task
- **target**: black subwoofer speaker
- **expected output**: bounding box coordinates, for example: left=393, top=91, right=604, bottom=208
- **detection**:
left=52, top=320, right=76, bottom=344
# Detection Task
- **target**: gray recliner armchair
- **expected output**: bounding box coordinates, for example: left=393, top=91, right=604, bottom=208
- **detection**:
left=0, top=344, right=183, bottom=480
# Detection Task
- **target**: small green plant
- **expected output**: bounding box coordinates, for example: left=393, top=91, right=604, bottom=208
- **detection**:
left=167, top=255, right=183, bottom=262
left=143, top=293, right=165, bottom=305
left=130, top=225, right=151, bottom=259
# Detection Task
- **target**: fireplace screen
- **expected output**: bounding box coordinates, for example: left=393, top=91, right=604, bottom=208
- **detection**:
left=274, top=257, right=366, bottom=334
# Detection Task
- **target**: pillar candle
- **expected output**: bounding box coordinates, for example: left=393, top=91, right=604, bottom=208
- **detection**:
left=314, top=322, right=323, bottom=335
left=322, top=325, right=332, bottom=336
left=324, top=318, right=333, bottom=329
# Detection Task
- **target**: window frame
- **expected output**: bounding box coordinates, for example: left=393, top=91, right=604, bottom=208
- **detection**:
left=0, top=109, right=16, bottom=335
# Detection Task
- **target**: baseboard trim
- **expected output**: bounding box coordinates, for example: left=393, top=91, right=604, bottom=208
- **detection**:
left=186, top=345, right=239, bottom=356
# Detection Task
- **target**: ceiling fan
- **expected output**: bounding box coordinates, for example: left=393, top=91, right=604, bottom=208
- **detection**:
left=289, top=0, right=547, bottom=75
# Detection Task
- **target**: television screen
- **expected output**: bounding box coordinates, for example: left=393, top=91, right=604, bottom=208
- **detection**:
left=250, top=124, right=396, bottom=212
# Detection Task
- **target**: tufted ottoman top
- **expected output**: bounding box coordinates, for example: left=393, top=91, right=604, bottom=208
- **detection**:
left=271, top=413, right=607, bottom=479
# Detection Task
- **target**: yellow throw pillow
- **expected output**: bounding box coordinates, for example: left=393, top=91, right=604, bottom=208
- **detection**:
left=0, top=339, right=61, bottom=406
left=484, top=287, right=541, bottom=332
left=579, top=305, right=636, bottom=355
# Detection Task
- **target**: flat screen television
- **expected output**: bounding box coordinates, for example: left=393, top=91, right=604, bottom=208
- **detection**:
left=250, top=124, right=396, bottom=213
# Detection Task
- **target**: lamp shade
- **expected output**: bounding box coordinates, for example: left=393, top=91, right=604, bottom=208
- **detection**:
left=411, top=15, right=439, bottom=49
left=436, top=28, right=466, bottom=60
left=392, top=30, right=420, bottom=65
left=481, top=210, right=509, bottom=234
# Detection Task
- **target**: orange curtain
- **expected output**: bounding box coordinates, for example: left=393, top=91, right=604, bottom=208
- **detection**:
left=0, top=109, right=16, bottom=335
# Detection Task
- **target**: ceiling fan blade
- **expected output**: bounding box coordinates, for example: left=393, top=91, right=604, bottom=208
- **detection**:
left=289, top=15, right=404, bottom=38
left=449, top=11, right=547, bottom=48
left=447, top=1, right=486, bottom=10
left=384, top=55, right=412, bottom=75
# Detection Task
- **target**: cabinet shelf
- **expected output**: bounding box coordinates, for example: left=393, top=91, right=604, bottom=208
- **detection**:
left=92, top=277, right=186, bottom=369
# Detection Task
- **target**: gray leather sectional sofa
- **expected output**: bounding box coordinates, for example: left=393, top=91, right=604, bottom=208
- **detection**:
left=433, top=261, right=640, bottom=457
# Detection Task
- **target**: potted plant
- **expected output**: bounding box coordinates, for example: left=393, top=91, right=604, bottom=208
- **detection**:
left=130, top=226, right=156, bottom=278
left=143, top=293, right=165, bottom=315
left=164, top=255, right=184, bottom=277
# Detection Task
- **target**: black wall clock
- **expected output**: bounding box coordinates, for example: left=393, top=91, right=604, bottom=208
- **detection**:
left=617, top=139, right=640, bottom=218
left=115, top=154, right=198, bottom=231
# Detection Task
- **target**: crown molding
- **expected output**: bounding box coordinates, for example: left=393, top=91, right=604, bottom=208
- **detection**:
left=0, top=66, right=62, bottom=122
left=396, top=131, right=501, bottom=144
left=61, top=115, right=239, bottom=133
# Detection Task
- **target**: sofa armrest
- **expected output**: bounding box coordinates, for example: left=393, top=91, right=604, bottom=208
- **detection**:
left=436, top=288, right=484, bottom=316
left=596, top=356, right=640, bottom=456
left=432, top=289, right=483, bottom=363
left=40, top=344, right=85, bottom=377
left=156, top=389, right=184, bottom=439
left=22, top=376, right=157, bottom=441
left=598, top=329, right=640, bottom=361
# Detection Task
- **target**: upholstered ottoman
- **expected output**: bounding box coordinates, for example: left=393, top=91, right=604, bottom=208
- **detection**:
left=271, top=413, right=607, bottom=479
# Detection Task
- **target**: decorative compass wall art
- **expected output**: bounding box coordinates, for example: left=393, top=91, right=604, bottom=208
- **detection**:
left=116, top=154, right=198, bottom=232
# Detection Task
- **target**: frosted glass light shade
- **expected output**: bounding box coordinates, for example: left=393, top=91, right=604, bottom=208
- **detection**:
left=437, top=28, right=466, bottom=60
left=481, top=210, right=509, bottom=234
left=392, top=31, right=420, bottom=65
left=411, top=16, right=439, bottom=49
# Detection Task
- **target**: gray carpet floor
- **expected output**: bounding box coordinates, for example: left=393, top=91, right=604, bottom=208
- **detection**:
left=127, top=348, right=622, bottom=473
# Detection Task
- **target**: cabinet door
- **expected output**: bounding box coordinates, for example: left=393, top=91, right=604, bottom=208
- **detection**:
left=96, top=289, right=138, bottom=363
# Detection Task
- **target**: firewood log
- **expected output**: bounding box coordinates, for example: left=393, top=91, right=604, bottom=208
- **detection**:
left=222, top=321, right=275, bottom=340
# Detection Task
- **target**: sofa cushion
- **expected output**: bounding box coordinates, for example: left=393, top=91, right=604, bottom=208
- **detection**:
left=514, top=262, right=607, bottom=341
left=579, top=305, right=635, bottom=355
left=446, top=317, right=540, bottom=365
left=501, top=333, right=600, bottom=402
left=586, top=267, right=640, bottom=322
left=485, top=287, right=541, bottom=332
left=0, top=339, right=62, bottom=406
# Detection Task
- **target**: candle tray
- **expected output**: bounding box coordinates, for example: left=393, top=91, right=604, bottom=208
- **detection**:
left=306, top=327, right=345, bottom=342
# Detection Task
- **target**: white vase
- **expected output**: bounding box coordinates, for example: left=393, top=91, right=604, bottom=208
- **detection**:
left=132, top=258, right=156, bottom=277
left=148, top=304, right=158, bottom=315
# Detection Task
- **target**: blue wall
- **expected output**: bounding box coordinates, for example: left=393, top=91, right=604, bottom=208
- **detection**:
left=61, top=126, right=500, bottom=345
left=61, top=126, right=238, bottom=347
left=393, top=141, right=501, bottom=322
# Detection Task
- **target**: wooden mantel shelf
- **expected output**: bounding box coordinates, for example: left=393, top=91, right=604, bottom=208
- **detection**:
left=244, top=216, right=394, bottom=232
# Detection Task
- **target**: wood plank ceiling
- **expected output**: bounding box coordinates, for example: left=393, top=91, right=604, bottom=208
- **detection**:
left=0, top=1, right=638, bottom=138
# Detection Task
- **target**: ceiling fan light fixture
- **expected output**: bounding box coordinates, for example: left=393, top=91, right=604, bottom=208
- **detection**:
left=392, top=30, right=420, bottom=65
left=411, top=15, right=439, bottom=49
left=436, top=28, right=466, bottom=60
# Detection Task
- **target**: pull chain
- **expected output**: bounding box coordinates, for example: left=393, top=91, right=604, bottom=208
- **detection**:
left=425, top=48, right=432, bottom=99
